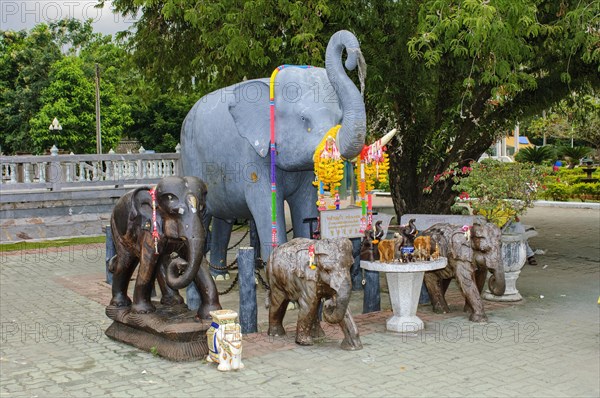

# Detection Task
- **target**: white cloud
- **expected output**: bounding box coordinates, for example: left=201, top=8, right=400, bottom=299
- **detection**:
left=0, top=0, right=138, bottom=35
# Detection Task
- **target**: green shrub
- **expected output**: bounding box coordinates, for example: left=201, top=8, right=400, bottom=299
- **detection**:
left=543, top=183, right=571, bottom=201
left=571, top=183, right=593, bottom=202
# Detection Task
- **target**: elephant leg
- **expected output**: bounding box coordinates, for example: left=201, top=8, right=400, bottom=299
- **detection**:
left=194, top=257, right=222, bottom=319
left=246, top=186, right=287, bottom=262
left=110, top=246, right=137, bottom=308
left=339, top=307, right=363, bottom=351
left=209, top=217, right=233, bottom=278
left=441, top=278, right=452, bottom=295
left=249, top=220, right=262, bottom=266
left=156, top=253, right=184, bottom=306
left=131, top=240, right=159, bottom=314
left=286, top=172, right=318, bottom=239
left=455, top=261, right=487, bottom=322
left=424, top=272, right=450, bottom=314
left=267, top=288, right=289, bottom=337
left=295, top=297, right=320, bottom=346
left=464, top=267, right=488, bottom=313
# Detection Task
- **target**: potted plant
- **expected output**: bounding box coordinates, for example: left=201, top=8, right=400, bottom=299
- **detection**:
left=449, top=159, right=548, bottom=301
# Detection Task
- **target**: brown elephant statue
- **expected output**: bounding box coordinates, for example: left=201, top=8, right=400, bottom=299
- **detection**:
left=421, top=219, right=505, bottom=322
left=267, top=238, right=362, bottom=350
left=108, top=176, right=221, bottom=319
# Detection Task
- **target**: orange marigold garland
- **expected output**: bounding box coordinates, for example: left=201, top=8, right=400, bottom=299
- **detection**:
left=355, top=139, right=390, bottom=231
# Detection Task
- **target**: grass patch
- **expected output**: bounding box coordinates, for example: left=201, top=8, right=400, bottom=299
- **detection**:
left=0, top=236, right=106, bottom=252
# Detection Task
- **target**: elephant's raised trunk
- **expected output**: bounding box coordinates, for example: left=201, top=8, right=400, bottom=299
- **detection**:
left=322, top=276, right=351, bottom=324
left=325, top=30, right=367, bottom=160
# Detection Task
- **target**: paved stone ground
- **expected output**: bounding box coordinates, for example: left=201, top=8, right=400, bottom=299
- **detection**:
left=0, top=206, right=598, bottom=397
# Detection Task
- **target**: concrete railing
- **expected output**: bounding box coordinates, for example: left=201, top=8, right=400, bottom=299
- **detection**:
left=0, top=152, right=182, bottom=241
left=0, top=152, right=181, bottom=196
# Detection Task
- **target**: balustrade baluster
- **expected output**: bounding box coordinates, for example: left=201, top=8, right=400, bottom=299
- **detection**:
left=79, top=163, right=85, bottom=182
left=10, top=164, right=17, bottom=183
left=106, top=159, right=113, bottom=180
left=39, top=163, right=46, bottom=182
left=23, top=162, right=31, bottom=183
left=65, top=162, right=72, bottom=182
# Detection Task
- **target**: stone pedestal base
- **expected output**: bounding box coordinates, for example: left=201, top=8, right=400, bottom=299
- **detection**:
left=483, top=270, right=523, bottom=302
left=105, top=304, right=210, bottom=361
left=386, top=272, right=426, bottom=332
left=361, top=258, right=447, bottom=333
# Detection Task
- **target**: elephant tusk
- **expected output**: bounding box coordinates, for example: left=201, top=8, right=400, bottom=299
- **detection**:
left=348, top=128, right=398, bottom=163
left=378, top=128, right=397, bottom=147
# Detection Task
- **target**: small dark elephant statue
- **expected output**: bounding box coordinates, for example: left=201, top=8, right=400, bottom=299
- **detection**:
left=109, top=176, right=221, bottom=319
left=421, top=219, right=506, bottom=322
left=267, top=238, right=362, bottom=350
left=360, top=221, right=384, bottom=261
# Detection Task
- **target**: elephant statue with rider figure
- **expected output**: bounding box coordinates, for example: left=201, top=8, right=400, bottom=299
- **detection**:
left=180, top=30, right=367, bottom=278
left=421, top=219, right=506, bottom=322
left=266, top=237, right=363, bottom=350
left=108, top=176, right=221, bottom=320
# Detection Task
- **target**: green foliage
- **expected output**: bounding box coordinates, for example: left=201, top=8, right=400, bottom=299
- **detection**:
left=541, top=167, right=600, bottom=201
left=1, top=20, right=134, bottom=155
left=571, top=183, right=600, bottom=202
left=29, top=56, right=131, bottom=154
left=515, top=146, right=556, bottom=164
left=128, top=93, right=197, bottom=153
left=451, top=160, right=547, bottom=226
left=542, top=182, right=571, bottom=201
left=525, top=90, right=600, bottom=149
left=0, top=25, right=62, bottom=153
left=557, top=146, right=593, bottom=167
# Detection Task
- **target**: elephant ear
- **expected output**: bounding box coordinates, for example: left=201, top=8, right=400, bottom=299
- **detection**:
left=183, top=176, right=208, bottom=214
left=130, top=187, right=163, bottom=236
left=228, top=79, right=270, bottom=158
left=291, top=248, right=318, bottom=282
left=450, top=231, right=473, bottom=262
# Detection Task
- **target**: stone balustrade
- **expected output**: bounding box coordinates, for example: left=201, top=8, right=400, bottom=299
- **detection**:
left=0, top=152, right=181, bottom=193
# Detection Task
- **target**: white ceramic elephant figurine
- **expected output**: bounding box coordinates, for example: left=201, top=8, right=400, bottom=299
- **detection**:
left=181, top=30, right=367, bottom=272
left=206, top=311, right=244, bottom=371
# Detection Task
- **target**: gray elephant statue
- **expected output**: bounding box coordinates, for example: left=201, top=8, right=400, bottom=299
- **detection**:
left=180, top=30, right=367, bottom=275
left=108, top=176, right=221, bottom=319
left=266, top=237, right=362, bottom=350
left=421, top=219, right=506, bottom=322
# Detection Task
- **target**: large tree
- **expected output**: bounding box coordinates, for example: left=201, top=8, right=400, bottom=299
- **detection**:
left=106, top=0, right=600, bottom=215
left=1, top=19, right=134, bottom=154
left=0, top=25, right=62, bottom=153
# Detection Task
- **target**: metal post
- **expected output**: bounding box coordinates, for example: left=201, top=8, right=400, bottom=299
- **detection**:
left=362, top=269, right=380, bottom=313
left=105, top=225, right=115, bottom=284
left=350, top=238, right=363, bottom=291
left=95, top=63, right=102, bottom=155
left=238, top=247, right=257, bottom=334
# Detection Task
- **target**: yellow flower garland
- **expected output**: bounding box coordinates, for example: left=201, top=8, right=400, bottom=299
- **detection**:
left=356, top=151, right=390, bottom=191
left=313, top=125, right=344, bottom=190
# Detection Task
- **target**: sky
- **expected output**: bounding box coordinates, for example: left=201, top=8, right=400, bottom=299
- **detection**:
left=0, top=0, right=138, bottom=35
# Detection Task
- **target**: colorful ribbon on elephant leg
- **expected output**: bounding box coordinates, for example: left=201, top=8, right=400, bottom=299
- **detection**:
left=269, top=64, right=312, bottom=247
left=149, top=187, right=159, bottom=255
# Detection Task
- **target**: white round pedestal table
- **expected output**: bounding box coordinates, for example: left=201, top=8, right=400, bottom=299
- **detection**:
left=360, top=258, right=447, bottom=333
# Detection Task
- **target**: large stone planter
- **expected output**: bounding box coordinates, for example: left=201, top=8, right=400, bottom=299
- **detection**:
left=482, top=226, right=527, bottom=302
